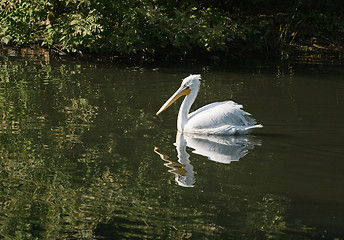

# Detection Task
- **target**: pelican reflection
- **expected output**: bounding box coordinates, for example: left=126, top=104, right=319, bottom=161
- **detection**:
left=155, top=132, right=261, bottom=187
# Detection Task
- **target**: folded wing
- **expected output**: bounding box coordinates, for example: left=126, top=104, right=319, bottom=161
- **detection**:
left=185, top=101, right=261, bottom=134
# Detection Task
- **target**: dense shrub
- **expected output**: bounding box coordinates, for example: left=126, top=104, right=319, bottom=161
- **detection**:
left=1, top=0, right=343, bottom=57
left=0, top=1, right=243, bottom=54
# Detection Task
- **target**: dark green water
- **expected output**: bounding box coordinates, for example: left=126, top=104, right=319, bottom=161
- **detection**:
left=0, top=50, right=343, bottom=239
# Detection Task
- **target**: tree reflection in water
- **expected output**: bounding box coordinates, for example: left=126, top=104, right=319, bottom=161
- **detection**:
left=1, top=52, right=329, bottom=239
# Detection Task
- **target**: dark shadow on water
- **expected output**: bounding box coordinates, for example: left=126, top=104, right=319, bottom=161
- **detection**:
left=253, top=132, right=292, bottom=138
left=94, top=217, right=148, bottom=240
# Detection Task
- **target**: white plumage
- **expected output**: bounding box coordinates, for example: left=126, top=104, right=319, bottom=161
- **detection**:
left=156, top=74, right=263, bottom=135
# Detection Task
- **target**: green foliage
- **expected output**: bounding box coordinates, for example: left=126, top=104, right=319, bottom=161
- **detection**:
left=0, top=0, right=343, bottom=57
left=0, top=0, right=245, bottom=55
left=0, top=0, right=48, bottom=44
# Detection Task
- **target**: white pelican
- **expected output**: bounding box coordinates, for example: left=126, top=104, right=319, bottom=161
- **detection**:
left=156, top=74, right=263, bottom=135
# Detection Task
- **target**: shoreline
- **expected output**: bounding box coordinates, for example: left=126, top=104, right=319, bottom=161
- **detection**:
left=0, top=44, right=342, bottom=66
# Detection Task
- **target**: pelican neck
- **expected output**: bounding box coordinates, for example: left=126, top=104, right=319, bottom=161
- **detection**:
left=177, top=88, right=198, bottom=131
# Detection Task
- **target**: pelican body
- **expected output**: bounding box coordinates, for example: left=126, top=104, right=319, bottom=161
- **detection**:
left=156, top=74, right=262, bottom=135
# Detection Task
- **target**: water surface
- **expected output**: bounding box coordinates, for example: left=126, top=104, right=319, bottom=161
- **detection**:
left=0, top=50, right=343, bottom=239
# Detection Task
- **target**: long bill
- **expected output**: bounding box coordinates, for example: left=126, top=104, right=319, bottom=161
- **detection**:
left=156, top=86, right=191, bottom=115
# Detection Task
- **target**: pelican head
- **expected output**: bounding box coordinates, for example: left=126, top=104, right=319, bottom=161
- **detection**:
left=156, top=74, right=201, bottom=116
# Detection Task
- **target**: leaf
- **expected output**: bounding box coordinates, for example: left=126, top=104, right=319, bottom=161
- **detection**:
left=70, top=19, right=79, bottom=26
left=1, top=35, right=12, bottom=44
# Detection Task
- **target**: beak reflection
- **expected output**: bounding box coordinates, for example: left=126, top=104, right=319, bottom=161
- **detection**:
left=154, top=132, right=261, bottom=187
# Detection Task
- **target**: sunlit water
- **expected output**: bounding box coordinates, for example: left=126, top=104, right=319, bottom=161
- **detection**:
left=0, top=49, right=344, bottom=239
